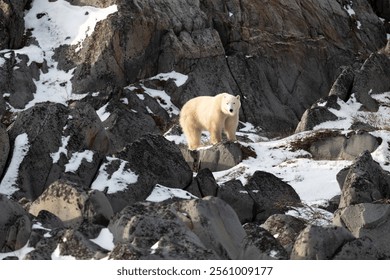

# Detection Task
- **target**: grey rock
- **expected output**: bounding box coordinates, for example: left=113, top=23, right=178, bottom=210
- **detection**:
left=339, top=151, right=390, bottom=208
left=29, top=180, right=88, bottom=228
left=56, top=229, right=108, bottom=260
left=295, top=96, right=340, bottom=133
left=0, top=124, right=9, bottom=178
left=84, top=190, right=114, bottom=226
left=102, top=99, right=161, bottom=154
left=0, top=0, right=30, bottom=50
left=108, top=200, right=218, bottom=260
left=217, top=179, right=254, bottom=223
left=194, top=168, right=219, bottom=197
left=245, top=171, right=301, bottom=223
left=261, top=214, right=307, bottom=256
left=290, top=225, right=355, bottom=260
left=53, top=0, right=386, bottom=137
left=243, top=223, right=288, bottom=260
left=5, top=102, right=109, bottom=201
left=181, top=142, right=243, bottom=172
left=352, top=53, right=390, bottom=111
left=309, top=131, right=380, bottom=160
left=333, top=236, right=381, bottom=260
left=334, top=203, right=390, bottom=258
left=370, top=0, right=390, bottom=21
left=177, top=196, right=263, bottom=259
left=0, top=194, right=31, bottom=253
left=98, top=134, right=192, bottom=213
left=328, top=66, right=355, bottom=101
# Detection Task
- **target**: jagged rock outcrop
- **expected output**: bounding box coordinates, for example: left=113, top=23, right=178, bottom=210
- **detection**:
left=337, top=151, right=390, bottom=208
left=52, top=0, right=387, bottom=136
left=0, top=194, right=31, bottom=253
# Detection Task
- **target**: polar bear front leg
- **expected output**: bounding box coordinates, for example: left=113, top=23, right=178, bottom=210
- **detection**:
left=209, top=123, right=223, bottom=145
left=225, top=117, right=238, bottom=142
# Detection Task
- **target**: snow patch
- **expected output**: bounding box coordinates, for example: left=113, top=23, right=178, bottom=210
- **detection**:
left=91, top=157, right=138, bottom=194
left=148, top=71, right=188, bottom=87
left=0, top=133, right=30, bottom=196
left=50, top=135, right=70, bottom=163
left=90, top=228, right=115, bottom=251
left=96, top=103, right=110, bottom=122
left=146, top=184, right=198, bottom=202
left=64, top=150, right=94, bottom=173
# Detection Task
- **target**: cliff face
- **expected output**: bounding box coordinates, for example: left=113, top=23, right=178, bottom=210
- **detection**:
left=53, top=0, right=386, bottom=134
left=0, top=0, right=390, bottom=260
left=2, top=0, right=386, bottom=134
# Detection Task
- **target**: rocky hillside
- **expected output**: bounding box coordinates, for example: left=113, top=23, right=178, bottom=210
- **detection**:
left=0, top=0, right=389, bottom=260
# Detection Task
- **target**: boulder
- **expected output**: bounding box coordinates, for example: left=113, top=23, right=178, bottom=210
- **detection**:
left=295, top=96, right=340, bottom=133
left=0, top=194, right=31, bottom=253
left=55, top=229, right=109, bottom=260
left=328, top=66, right=355, bottom=101
left=217, top=179, right=254, bottom=223
left=4, top=102, right=109, bottom=201
left=245, top=171, right=301, bottom=222
left=95, top=134, right=192, bottom=213
left=243, top=223, right=288, bottom=260
left=261, top=214, right=307, bottom=255
left=290, top=225, right=355, bottom=260
left=0, top=0, right=30, bottom=50
left=177, top=196, right=263, bottom=259
left=333, top=236, right=381, bottom=260
left=180, top=142, right=243, bottom=172
left=108, top=200, right=218, bottom=260
left=188, top=168, right=219, bottom=198
left=308, top=131, right=380, bottom=160
left=338, top=151, right=390, bottom=208
left=29, top=180, right=88, bottom=228
left=291, top=130, right=381, bottom=160
left=352, top=53, right=390, bottom=111
left=334, top=203, right=390, bottom=258
left=0, top=124, right=9, bottom=178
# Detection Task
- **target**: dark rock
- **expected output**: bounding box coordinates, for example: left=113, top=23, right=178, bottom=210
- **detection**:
left=23, top=228, right=62, bottom=260
left=0, top=0, right=30, bottom=50
left=0, top=194, right=31, bottom=253
left=339, top=151, right=390, bottom=208
left=243, top=223, right=288, bottom=260
left=4, top=102, right=109, bottom=201
left=105, top=134, right=192, bottom=212
left=352, top=53, right=390, bottom=111
left=56, top=229, right=108, bottom=260
left=333, top=236, right=381, bottom=260
left=217, top=179, right=254, bottom=223
left=370, top=0, right=390, bottom=21
left=290, top=225, right=355, bottom=260
left=180, top=142, right=243, bottom=172
left=84, top=190, right=114, bottom=226
left=29, top=180, right=88, bottom=228
left=177, top=197, right=263, bottom=259
left=261, top=214, right=307, bottom=256
left=102, top=99, right=161, bottom=153
left=53, top=0, right=387, bottom=137
left=334, top=203, right=390, bottom=258
left=108, top=200, right=218, bottom=260
left=295, top=95, right=341, bottom=133
left=35, top=210, right=65, bottom=230
left=0, top=124, right=9, bottom=178
left=245, top=171, right=301, bottom=223
left=193, top=168, right=218, bottom=197
left=328, top=66, right=355, bottom=101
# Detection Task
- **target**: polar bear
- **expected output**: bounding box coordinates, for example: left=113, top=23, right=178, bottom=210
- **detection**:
left=179, top=93, right=241, bottom=150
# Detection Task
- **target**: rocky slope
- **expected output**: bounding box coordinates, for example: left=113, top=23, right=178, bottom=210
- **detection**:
left=0, top=0, right=390, bottom=260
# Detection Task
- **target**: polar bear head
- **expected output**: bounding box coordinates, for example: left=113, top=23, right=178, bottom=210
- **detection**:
left=221, top=93, right=241, bottom=116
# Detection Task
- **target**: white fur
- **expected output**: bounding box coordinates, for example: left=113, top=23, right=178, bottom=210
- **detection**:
left=179, top=93, right=241, bottom=150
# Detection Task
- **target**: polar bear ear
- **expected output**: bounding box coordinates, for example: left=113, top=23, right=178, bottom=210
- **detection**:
left=236, top=95, right=240, bottom=100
